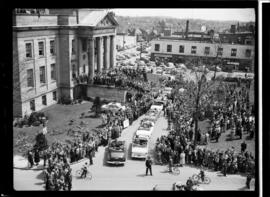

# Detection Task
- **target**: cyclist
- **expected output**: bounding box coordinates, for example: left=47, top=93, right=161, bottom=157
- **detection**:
left=81, top=162, right=88, bottom=178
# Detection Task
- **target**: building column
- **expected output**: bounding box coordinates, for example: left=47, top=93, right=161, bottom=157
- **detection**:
left=110, top=35, right=116, bottom=69
left=97, top=37, right=103, bottom=73
left=104, top=36, right=110, bottom=70
left=88, top=37, right=95, bottom=83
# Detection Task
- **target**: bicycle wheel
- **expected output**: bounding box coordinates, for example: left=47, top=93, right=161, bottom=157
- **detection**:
left=204, top=176, right=211, bottom=184
left=192, top=174, right=199, bottom=181
left=76, top=170, right=82, bottom=177
left=172, top=167, right=180, bottom=175
left=85, top=171, right=92, bottom=180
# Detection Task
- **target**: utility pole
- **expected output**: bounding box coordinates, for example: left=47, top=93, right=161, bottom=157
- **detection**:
left=140, top=42, right=143, bottom=59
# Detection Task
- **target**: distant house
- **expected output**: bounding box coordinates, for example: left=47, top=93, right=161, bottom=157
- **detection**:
left=128, top=28, right=143, bottom=42
left=116, top=32, right=137, bottom=50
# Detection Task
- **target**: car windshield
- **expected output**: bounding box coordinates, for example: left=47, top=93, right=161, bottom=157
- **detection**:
left=110, top=152, right=125, bottom=158
left=133, top=137, right=148, bottom=147
left=139, top=126, right=151, bottom=131
left=153, top=101, right=163, bottom=106
left=140, top=122, right=152, bottom=129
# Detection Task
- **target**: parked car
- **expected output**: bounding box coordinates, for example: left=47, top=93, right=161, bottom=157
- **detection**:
left=131, top=135, right=149, bottom=159
left=107, top=140, right=127, bottom=165
left=163, top=87, right=173, bottom=96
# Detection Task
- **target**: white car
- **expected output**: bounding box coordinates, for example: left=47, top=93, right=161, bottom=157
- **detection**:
left=131, top=135, right=149, bottom=159
left=150, top=101, right=164, bottom=112
left=145, top=109, right=160, bottom=120
left=136, top=121, right=154, bottom=139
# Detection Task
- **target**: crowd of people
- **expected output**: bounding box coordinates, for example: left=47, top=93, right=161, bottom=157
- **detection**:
left=155, top=72, right=255, bottom=178
left=73, top=67, right=150, bottom=92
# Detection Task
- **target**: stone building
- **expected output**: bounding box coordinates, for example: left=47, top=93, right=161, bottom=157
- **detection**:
left=13, top=9, right=118, bottom=117
left=150, top=36, right=254, bottom=71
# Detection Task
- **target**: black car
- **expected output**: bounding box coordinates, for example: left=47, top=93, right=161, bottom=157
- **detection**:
left=107, top=140, right=127, bottom=165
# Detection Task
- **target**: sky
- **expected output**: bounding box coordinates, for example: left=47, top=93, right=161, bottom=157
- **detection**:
left=112, top=9, right=255, bottom=22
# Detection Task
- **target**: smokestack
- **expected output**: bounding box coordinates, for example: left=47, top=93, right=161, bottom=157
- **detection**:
left=185, top=20, right=189, bottom=38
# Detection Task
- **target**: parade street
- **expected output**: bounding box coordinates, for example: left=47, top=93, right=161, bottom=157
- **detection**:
left=14, top=112, right=254, bottom=191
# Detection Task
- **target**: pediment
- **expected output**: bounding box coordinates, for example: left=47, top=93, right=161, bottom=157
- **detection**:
left=97, top=16, right=115, bottom=27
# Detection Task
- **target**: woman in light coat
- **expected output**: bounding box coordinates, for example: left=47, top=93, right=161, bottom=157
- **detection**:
left=179, top=151, right=186, bottom=167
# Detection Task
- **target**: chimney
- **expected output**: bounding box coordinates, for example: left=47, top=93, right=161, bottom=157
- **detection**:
left=185, top=20, right=189, bottom=38
left=49, top=9, right=75, bottom=25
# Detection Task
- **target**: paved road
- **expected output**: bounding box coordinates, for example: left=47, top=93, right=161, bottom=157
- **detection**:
left=14, top=112, right=255, bottom=190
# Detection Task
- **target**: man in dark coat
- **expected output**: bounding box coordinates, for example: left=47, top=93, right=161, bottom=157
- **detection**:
left=241, top=141, right=247, bottom=153
left=34, top=149, right=40, bottom=166
left=145, top=156, right=153, bottom=176
left=28, top=150, right=34, bottom=168
left=88, top=145, right=93, bottom=165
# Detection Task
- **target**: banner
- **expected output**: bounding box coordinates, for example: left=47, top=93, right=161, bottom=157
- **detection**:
left=123, top=119, right=129, bottom=128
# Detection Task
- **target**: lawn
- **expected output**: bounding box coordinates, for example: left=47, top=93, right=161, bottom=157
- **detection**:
left=13, top=101, right=102, bottom=155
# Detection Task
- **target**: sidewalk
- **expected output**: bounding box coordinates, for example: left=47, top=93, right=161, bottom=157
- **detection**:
left=13, top=154, right=89, bottom=171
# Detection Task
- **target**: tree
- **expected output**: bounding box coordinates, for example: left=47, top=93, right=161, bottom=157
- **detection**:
left=34, top=132, right=48, bottom=151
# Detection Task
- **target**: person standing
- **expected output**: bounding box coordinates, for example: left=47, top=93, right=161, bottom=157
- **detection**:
left=246, top=173, right=252, bottom=189
left=222, top=159, right=228, bottom=177
left=34, top=149, right=40, bottom=166
left=28, top=150, right=34, bottom=168
left=241, top=141, right=247, bottom=153
left=43, top=150, right=48, bottom=167
left=180, top=151, right=185, bottom=167
left=145, top=156, right=153, bottom=176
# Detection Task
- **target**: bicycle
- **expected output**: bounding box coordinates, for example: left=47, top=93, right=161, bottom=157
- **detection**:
left=166, top=164, right=180, bottom=175
left=191, top=173, right=211, bottom=184
left=75, top=169, right=92, bottom=180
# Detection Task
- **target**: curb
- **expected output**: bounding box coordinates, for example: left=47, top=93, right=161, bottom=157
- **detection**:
left=14, top=156, right=89, bottom=171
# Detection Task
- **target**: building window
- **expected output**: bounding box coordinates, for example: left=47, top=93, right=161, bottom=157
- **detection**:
left=40, top=66, right=46, bottom=84
left=83, top=64, right=86, bottom=73
left=30, top=99, right=35, bottom=111
left=42, top=95, right=47, bottom=105
left=204, top=47, right=210, bottom=55
left=217, top=47, right=223, bottom=56
left=25, top=43, right=32, bottom=58
left=245, top=49, right=251, bottom=57
left=50, top=40, right=55, bottom=55
left=83, top=54, right=86, bottom=60
left=82, top=39, right=87, bottom=52
left=38, top=41, right=45, bottom=57
left=246, top=40, right=252, bottom=45
left=72, top=64, right=76, bottom=79
left=27, top=69, right=34, bottom=87
left=191, top=46, right=197, bottom=54
left=51, top=64, right=56, bottom=80
left=231, top=48, right=237, bottom=57
left=179, top=45, right=184, bottom=53
left=154, top=44, right=160, bottom=51
left=53, top=91, right=57, bottom=101
left=167, top=45, right=172, bottom=52
left=72, top=39, right=75, bottom=55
